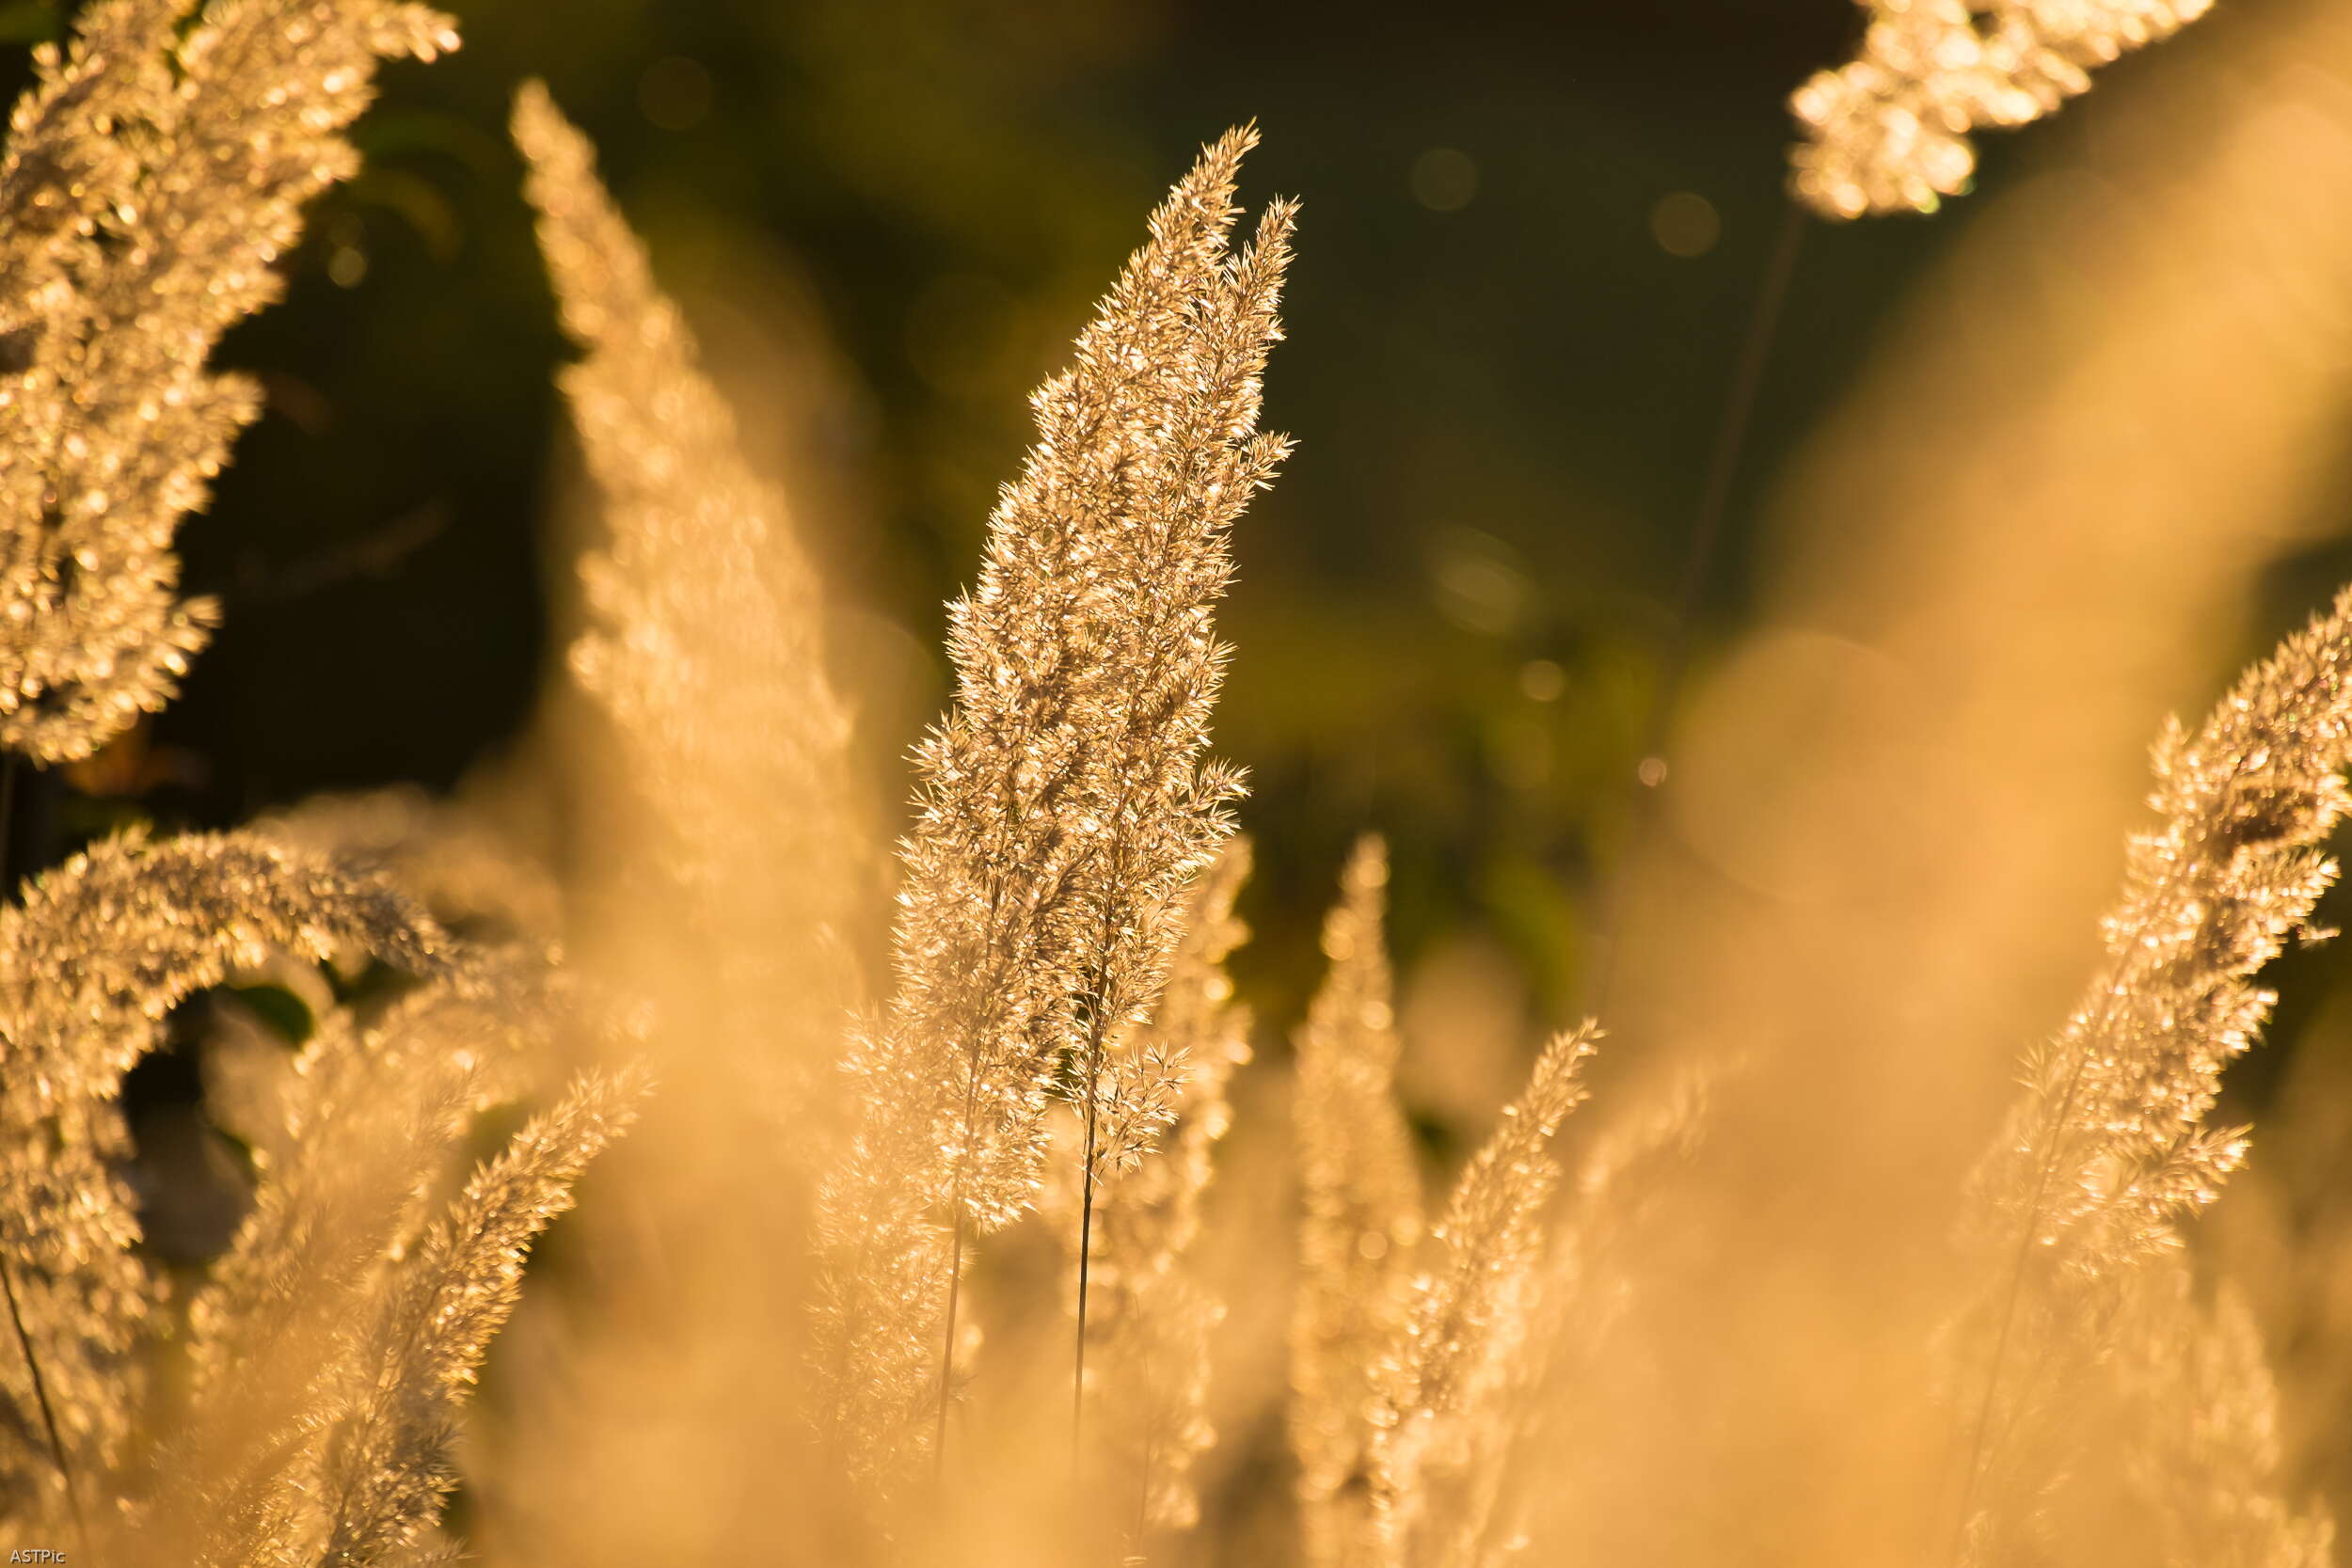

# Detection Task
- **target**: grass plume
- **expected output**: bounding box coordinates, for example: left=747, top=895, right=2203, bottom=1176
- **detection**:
left=1790, top=0, right=2213, bottom=217
left=0, top=0, right=455, bottom=762
left=810, top=124, right=1294, bottom=1507
left=514, top=80, right=863, bottom=1008
left=1371, top=1025, right=1600, bottom=1568
left=1289, top=836, right=1426, bottom=1567
left=1956, top=585, right=2352, bottom=1559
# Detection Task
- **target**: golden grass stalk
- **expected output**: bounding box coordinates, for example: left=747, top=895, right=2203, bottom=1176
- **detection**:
left=1290, top=838, right=1605, bottom=1568
left=1371, top=1024, right=1599, bottom=1568
left=287, top=1064, right=647, bottom=1567
left=0, top=830, right=460, bottom=1528
left=1290, top=835, right=1424, bottom=1567
left=152, top=980, right=568, bottom=1564
left=811, top=125, right=1294, bottom=1506
left=1489, top=1067, right=1724, bottom=1563
left=1790, top=0, right=2213, bottom=217
left=1083, top=836, right=1255, bottom=1547
left=491, top=82, right=878, bottom=1568
left=0, top=826, right=639, bottom=1564
left=0, top=0, right=456, bottom=762
left=513, top=81, right=862, bottom=1015
left=1956, top=583, right=2352, bottom=1559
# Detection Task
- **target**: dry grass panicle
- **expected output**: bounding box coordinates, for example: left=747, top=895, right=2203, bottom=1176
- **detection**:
left=810, top=124, right=1295, bottom=1510
left=0, top=0, right=456, bottom=763
left=1291, top=835, right=1424, bottom=1568
left=1791, top=0, right=2213, bottom=217
left=1956, top=585, right=2352, bottom=1560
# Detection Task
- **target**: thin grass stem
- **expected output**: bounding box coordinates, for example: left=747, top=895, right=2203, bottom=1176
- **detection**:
left=1583, top=198, right=1808, bottom=1018
left=1075, top=1107, right=1099, bottom=1470
left=0, top=1244, right=85, bottom=1558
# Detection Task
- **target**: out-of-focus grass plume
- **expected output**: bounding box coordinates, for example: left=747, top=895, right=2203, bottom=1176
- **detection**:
left=1790, top=0, right=2214, bottom=217
left=478, top=82, right=874, bottom=1568
left=1590, top=0, right=2352, bottom=1552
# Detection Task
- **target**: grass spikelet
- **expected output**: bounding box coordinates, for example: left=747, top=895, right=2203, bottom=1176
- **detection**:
left=1372, top=1024, right=1600, bottom=1568
left=0, top=829, right=464, bottom=1522
left=1489, top=1066, right=1724, bottom=1563
left=0, top=0, right=456, bottom=763
left=1291, top=835, right=1424, bottom=1568
left=494, top=86, right=881, bottom=1568
left=1790, top=0, right=2213, bottom=218
left=810, top=124, right=1294, bottom=1504
left=283, top=1062, right=650, bottom=1567
left=186, top=989, right=526, bottom=1402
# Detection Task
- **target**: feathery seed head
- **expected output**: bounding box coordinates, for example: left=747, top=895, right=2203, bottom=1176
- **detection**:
left=1957, top=582, right=2352, bottom=1555
left=1292, top=835, right=1426, bottom=1568
left=0, top=0, right=456, bottom=761
left=0, top=828, right=463, bottom=1526
left=1789, top=0, right=2213, bottom=218
left=811, top=125, right=1293, bottom=1508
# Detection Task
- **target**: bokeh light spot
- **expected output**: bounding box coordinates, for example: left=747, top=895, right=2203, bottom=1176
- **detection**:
left=1430, top=526, right=1534, bottom=637
left=1410, top=148, right=1479, bottom=213
left=1649, top=190, right=1720, bottom=257
left=1518, top=658, right=1566, bottom=702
